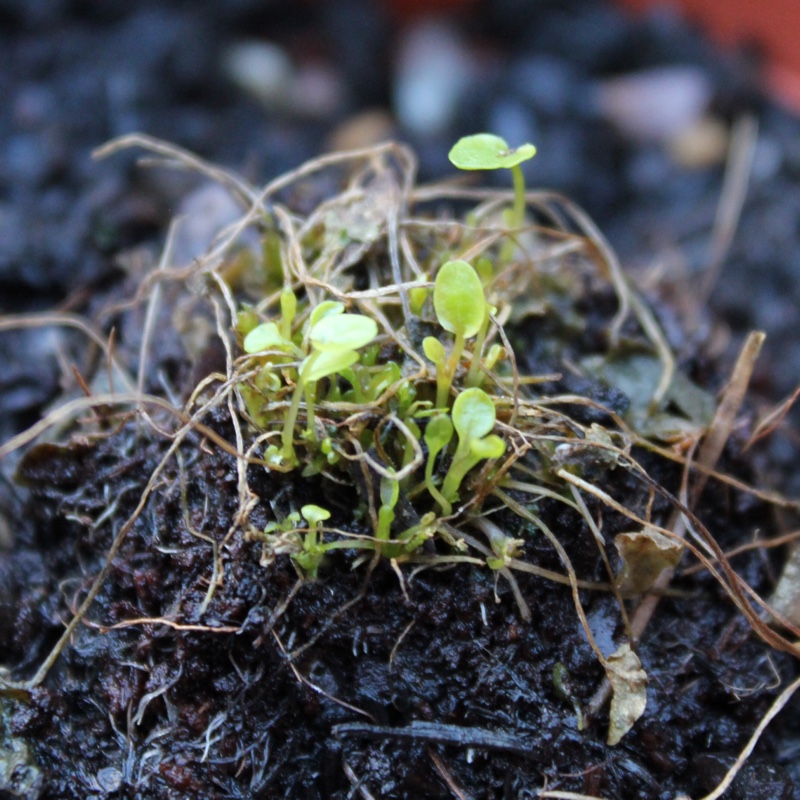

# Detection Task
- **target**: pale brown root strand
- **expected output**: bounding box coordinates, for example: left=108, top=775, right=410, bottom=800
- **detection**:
left=271, top=629, right=375, bottom=722
left=681, top=527, right=800, bottom=576
left=696, top=671, right=800, bottom=800
left=696, top=114, right=759, bottom=312
left=744, top=382, right=800, bottom=451
left=569, top=485, right=634, bottom=643
left=342, top=759, right=378, bottom=800
left=691, top=330, right=765, bottom=505
left=428, top=748, right=474, bottom=800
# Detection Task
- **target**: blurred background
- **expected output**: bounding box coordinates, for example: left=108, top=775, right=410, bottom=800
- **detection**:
left=3, top=0, right=800, bottom=482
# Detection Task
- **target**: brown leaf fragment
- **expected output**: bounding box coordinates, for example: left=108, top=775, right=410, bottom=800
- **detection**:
left=768, top=545, right=800, bottom=629
left=605, top=643, right=647, bottom=746
left=614, top=525, right=684, bottom=596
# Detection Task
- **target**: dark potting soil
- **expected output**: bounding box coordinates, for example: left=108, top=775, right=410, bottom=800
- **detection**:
left=2, top=1, right=800, bottom=798
left=5, top=401, right=798, bottom=800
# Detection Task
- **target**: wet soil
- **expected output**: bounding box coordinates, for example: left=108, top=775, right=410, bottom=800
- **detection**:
left=3, top=294, right=798, bottom=800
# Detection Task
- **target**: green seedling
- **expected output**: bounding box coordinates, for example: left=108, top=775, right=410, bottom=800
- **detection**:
left=424, top=413, right=455, bottom=515
left=376, top=474, right=399, bottom=544
left=484, top=524, right=524, bottom=570
left=425, top=259, right=488, bottom=408
left=276, top=308, right=378, bottom=466
left=553, top=663, right=585, bottom=731
left=441, top=387, right=505, bottom=505
left=243, top=321, right=299, bottom=356
left=448, top=133, right=536, bottom=230
left=409, top=272, right=429, bottom=316
left=292, top=504, right=331, bottom=579
left=280, top=284, right=297, bottom=340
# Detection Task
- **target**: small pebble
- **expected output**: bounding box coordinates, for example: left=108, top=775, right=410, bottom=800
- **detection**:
left=393, top=17, right=472, bottom=136
left=223, top=40, right=294, bottom=110
left=596, top=66, right=712, bottom=143
left=327, top=109, right=396, bottom=152
left=667, top=116, right=729, bottom=168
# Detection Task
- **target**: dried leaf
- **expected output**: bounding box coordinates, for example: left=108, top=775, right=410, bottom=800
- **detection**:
left=615, top=525, right=685, bottom=596
left=606, top=643, right=647, bottom=746
left=582, top=352, right=715, bottom=441
left=768, top=545, right=800, bottom=628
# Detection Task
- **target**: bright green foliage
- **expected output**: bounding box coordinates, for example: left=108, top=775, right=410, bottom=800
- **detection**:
left=424, top=414, right=455, bottom=515
left=433, top=260, right=485, bottom=338
left=308, top=300, right=345, bottom=330
left=243, top=321, right=296, bottom=354
left=441, top=388, right=505, bottom=504
left=448, top=133, right=536, bottom=171
left=279, top=285, right=297, bottom=339
left=429, top=260, right=490, bottom=408
left=483, top=523, right=524, bottom=570
left=309, top=312, right=377, bottom=352
left=277, top=310, right=378, bottom=465
left=409, top=273, right=429, bottom=316
left=291, top=504, right=331, bottom=579
left=376, top=474, right=399, bottom=543
left=448, top=133, right=536, bottom=230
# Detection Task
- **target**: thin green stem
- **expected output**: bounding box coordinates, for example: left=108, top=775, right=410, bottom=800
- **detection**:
left=510, top=164, right=526, bottom=229
left=305, top=380, right=317, bottom=439
left=425, top=452, right=452, bottom=516
left=436, top=333, right=465, bottom=409
left=465, top=308, right=490, bottom=387
left=281, top=353, right=318, bottom=462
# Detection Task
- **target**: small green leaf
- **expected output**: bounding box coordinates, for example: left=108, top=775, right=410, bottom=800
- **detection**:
left=309, top=300, right=344, bottom=330
left=409, top=273, right=429, bottom=316
left=280, top=285, right=297, bottom=335
left=433, top=260, right=486, bottom=338
left=452, top=387, right=496, bottom=441
left=243, top=322, right=293, bottom=353
left=424, top=413, right=454, bottom=453
left=441, top=388, right=505, bottom=503
left=423, top=336, right=446, bottom=364
left=380, top=475, right=399, bottom=509
left=236, top=306, right=260, bottom=338
left=470, top=434, right=506, bottom=460
left=449, top=133, right=536, bottom=171
left=301, top=505, right=331, bottom=527
left=302, top=350, right=360, bottom=383
left=310, top=313, right=378, bottom=353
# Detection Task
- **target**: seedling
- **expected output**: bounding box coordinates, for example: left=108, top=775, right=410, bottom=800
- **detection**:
left=277, top=308, right=378, bottom=466
left=292, top=504, right=331, bottom=579
left=423, top=413, right=455, bottom=515
left=425, top=259, right=488, bottom=409
left=448, top=133, right=536, bottom=230
left=441, top=387, right=506, bottom=504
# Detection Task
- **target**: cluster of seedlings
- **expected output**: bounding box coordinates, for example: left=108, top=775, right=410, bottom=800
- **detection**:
left=2, top=132, right=800, bottom=798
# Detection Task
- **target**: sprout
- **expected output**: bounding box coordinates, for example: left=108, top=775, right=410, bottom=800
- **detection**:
left=441, top=388, right=505, bottom=504
left=279, top=284, right=297, bottom=339
left=243, top=321, right=296, bottom=354
left=279, top=312, right=378, bottom=465
left=409, top=272, right=429, bottom=316
left=376, top=474, right=399, bottom=543
left=424, top=413, right=455, bottom=515
left=292, top=504, right=331, bottom=579
left=448, top=133, right=536, bottom=230
left=428, top=260, right=489, bottom=408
